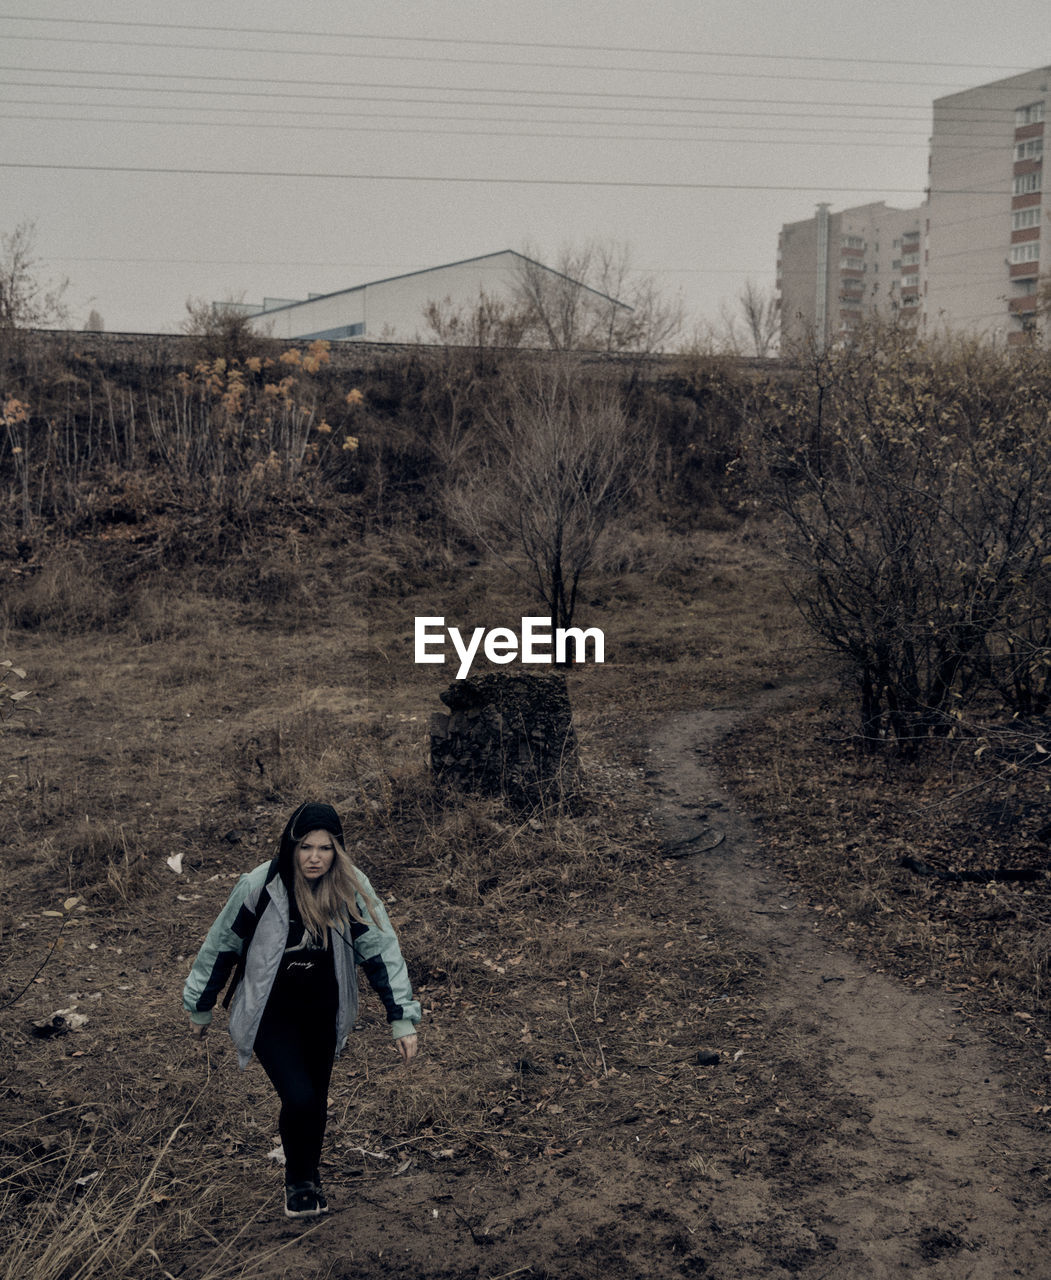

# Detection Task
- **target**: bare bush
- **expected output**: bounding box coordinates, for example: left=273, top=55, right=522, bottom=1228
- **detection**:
left=181, top=296, right=273, bottom=364
left=445, top=361, right=652, bottom=630
left=746, top=326, right=1051, bottom=751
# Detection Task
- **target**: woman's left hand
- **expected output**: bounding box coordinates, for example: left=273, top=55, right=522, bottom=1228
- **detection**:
left=396, top=1033, right=418, bottom=1064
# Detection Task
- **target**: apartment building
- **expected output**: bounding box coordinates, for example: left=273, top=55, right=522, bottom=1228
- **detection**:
left=778, top=201, right=923, bottom=348
left=778, top=65, right=1049, bottom=348
left=926, top=66, right=1047, bottom=345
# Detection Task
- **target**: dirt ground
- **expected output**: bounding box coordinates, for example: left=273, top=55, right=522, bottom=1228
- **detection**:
left=647, top=690, right=1050, bottom=1279
left=291, top=689, right=1048, bottom=1280
left=160, top=682, right=1051, bottom=1280
left=2, top=536, right=1049, bottom=1280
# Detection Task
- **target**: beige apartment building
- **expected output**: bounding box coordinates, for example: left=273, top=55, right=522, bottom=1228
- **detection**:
left=779, top=65, right=1048, bottom=349
left=778, top=201, right=923, bottom=348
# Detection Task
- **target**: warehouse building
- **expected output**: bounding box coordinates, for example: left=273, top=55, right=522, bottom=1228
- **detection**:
left=229, top=249, right=629, bottom=344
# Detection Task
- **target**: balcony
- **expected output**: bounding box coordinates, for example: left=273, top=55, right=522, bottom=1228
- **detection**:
left=1009, top=295, right=1038, bottom=315
left=1007, top=329, right=1041, bottom=347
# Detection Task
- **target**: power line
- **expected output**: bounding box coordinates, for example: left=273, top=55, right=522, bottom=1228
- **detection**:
left=0, top=159, right=984, bottom=196
left=34, top=254, right=769, bottom=276
left=0, top=13, right=1033, bottom=73
left=0, top=109, right=941, bottom=151
left=2, top=99, right=1010, bottom=152
left=0, top=30, right=1004, bottom=93
left=55, top=255, right=1020, bottom=284
left=11, top=76, right=1019, bottom=133
left=0, top=95, right=942, bottom=137
left=5, top=67, right=1031, bottom=131
left=0, top=88, right=1013, bottom=141
left=0, top=78, right=950, bottom=125
left=0, top=64, right=943, bottom=112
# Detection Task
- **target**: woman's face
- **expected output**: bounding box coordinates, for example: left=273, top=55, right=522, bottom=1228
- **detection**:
left=296, top=829, right=336, bottom=881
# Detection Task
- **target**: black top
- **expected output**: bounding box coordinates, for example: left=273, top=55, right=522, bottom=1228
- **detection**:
left=264, top=915, right=339, bottom=1020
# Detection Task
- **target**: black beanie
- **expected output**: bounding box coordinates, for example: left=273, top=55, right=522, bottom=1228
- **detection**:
left=276, top=801, right=344, bottom=890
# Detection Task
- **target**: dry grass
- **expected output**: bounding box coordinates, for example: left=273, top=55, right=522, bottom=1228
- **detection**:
left=0, top=522, right=814, bottom=1277
left=5, top=517, right=1049, bottom=1275
left=0, top=1081, right=320, bottom=1280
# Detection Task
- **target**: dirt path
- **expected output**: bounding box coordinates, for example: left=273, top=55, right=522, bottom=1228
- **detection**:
left=647, top=688, right=1050, bottom=1279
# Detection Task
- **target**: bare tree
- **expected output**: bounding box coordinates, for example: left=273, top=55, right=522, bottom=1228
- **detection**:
left=446, top=361, right=651, bottom=630
left=513, top=241, right=684, bottom=355
left=738, top=280, right=780, bottom=357
left=0, top=221, right=70, bottom=336
left=706, top=280, right=779, bottom=356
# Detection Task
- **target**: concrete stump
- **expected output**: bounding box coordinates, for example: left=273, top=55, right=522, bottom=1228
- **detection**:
left=429, top=672, right=581, bottom=807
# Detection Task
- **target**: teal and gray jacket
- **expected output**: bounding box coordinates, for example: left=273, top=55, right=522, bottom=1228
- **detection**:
left=182, top=859, right=421, bottom=1069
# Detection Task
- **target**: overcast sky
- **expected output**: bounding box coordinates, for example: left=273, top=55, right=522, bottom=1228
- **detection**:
left=2, top=1, right=1046, bottom=337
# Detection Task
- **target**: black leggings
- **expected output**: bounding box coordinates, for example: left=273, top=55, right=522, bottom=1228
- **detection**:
left=253, top=1007, right=337, bottom=1186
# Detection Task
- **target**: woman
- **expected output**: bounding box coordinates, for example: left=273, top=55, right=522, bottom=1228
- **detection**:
left=183, top=801, right=420, bottom=1219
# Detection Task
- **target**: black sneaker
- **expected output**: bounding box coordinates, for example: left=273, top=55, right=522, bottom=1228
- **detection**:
left=312, top=1181, right=329, bottom=1214
left=284, top=1182, right=321, bottom=1218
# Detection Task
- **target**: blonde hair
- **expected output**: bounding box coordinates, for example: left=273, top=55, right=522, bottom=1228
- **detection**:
left=292, top=834, right=384, bottom=946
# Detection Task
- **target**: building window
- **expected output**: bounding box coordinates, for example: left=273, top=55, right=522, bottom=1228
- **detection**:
left=301, top=322, right=366, bottom=340
left=1009, top=242, right=1040, bottom=264
left=1015, top=138, right=1044, bottom=161
left=901, top=252, right=920, bottom=266
left=842, top=235, right=865, bottom=250
left=1012, top=207, right=1043, bottom=230
left=902, top=273, right=920, bottom=288
left=1015, top=101, right=1046, bottom=127
left=1013, top=172, right=1042, bottom=195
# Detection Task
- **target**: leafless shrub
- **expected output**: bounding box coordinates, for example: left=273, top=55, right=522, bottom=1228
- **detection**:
left=744, top=326, right=1051, bottom=752
left=181, top=296, right=274, bottom=364
left=445, top=361, right=653, bottom=630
